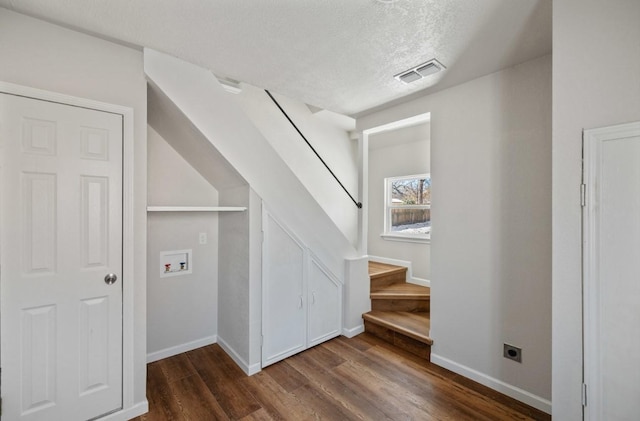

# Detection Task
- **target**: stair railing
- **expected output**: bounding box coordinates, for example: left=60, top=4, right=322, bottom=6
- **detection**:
left=265, top=90, right=362, bottom=209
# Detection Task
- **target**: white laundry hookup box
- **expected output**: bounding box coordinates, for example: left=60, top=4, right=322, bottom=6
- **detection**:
left=160, top=249, right=192, bottom=277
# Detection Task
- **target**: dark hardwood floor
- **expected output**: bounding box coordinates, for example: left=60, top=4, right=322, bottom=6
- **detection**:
left=133, top=333, right=550, bottom=421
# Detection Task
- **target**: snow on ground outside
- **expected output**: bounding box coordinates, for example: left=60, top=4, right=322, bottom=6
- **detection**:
left=391, top=221, right=431, bottom=234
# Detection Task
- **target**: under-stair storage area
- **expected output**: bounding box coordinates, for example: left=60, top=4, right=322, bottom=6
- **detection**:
left=145, top=49, right=368, bottom=375
left=262, top=209, right=343, bottom=367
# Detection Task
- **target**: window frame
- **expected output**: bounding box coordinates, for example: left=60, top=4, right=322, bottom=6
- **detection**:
left=382, top=173, right=431, bottom=243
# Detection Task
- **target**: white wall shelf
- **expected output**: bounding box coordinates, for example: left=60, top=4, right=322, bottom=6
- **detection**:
left=147, top=206, right=247, bottom=212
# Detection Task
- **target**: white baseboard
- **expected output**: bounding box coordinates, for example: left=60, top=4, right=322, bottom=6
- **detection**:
left=368, top=255, right=430, bottom=287
left=217, top=336, right=262, bottom=376
left=146, top=335, right=217, bottom=363
left=409, top=276, right=430, bottom=288
left=430, top=353, right=552, bottom=414
left=342, top=324, right=365, bottom=338
left=99, top=400, right=149, bottom=420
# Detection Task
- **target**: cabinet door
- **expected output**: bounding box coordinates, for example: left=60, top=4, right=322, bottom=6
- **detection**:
left=262, top=211, right=306, bottom=367
left=308, top=256, right=343, bottom=347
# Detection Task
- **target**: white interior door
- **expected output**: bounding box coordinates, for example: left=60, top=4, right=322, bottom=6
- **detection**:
left=583, top=121, right=640, bottom=421
left=0, top=93, right=123, bottom=420
left=261, top=208, right=306, bottom=367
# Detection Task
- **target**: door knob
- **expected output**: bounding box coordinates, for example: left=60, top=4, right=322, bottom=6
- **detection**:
left=104, top=273, right=118, bottom=285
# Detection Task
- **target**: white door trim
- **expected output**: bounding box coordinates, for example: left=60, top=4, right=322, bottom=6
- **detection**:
left=583, top=121, right=640, bottom=420
left=0, top=81, right=138, bottom=415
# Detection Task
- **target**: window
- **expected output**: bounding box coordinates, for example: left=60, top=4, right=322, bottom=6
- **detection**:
left=383, top=174, right=431, bottom=242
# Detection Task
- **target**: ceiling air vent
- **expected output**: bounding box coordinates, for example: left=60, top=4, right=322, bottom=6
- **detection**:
left=395, top=59, right=445, bottom=84
left=398, top=70, right=422, bottom=84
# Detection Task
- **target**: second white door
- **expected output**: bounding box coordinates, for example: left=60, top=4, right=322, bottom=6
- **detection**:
left=583, top=121, right=640, bottom=421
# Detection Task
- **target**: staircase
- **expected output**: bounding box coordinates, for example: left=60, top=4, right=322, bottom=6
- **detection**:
left=362, top=261, right=433, bottom=360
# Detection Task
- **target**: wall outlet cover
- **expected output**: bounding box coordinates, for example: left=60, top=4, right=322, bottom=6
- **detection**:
left=503, top=343, right=522, bottom=363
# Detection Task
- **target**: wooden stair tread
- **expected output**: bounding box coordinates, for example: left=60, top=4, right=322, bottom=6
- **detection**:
left=368, top=261, right=407, bottom=280
left=363, top=311, right=432, bottom=345
left=371, top=283, right=430, bottom=299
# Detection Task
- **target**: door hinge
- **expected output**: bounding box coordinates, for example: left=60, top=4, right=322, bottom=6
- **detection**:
left=580, top=184, right=586, bottom=207
left=582, top=383, right=587, bottom=407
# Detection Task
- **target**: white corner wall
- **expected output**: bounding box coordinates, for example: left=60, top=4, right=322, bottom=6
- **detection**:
left=358, top=54, right=552, bottom=412
left=368, top=123, right=431, bottom=281
left=0, top=8, right=148, bottom=415
left=553, top=1, right=640, bottom=419
left=217, top=185, right=262, bottom=375
left=236, top=84, right=359, bottom=246
left=217, top=185, right=254, bottom=373
left=146, top=127, right=219, bottom=362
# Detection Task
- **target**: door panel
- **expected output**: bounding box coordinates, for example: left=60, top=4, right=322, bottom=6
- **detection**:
left=308, top=256, right=342, bottom=347
left=584, top=122, right=640, bottom=421
left=22, top=172, right=57, bottom=274
left=81, top=176, right=109, bottom=268
left=20, top=304, right=57, bottom=414
left=262, top=210, right=306, bottom=367
left=0, top=93, right=123, bottom=420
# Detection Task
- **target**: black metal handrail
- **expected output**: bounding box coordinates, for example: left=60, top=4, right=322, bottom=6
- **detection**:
left=264, top=90, right=362, bottom=209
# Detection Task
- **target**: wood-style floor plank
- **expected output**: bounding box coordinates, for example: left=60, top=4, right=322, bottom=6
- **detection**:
left=260, top=359, right=308, bottom=393
left=132, top=333, right=551, bottom=421
left=187, top=346, right=262, bottom=419
left=240, top=370, right=319, bottom=421
left=286, top=349, right=394, bottom=421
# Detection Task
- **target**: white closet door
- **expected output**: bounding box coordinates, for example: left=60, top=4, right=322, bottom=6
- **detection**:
left=0, top=93, right=123, bottom=421
left=261, top=209, right=306, bottom=367
left=308, top=256, right=342, bottom=347
left=584, top=122, right=640, bottom=421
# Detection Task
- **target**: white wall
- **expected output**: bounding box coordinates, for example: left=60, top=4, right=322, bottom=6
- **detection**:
left=358, top=54, right=552, bottom=412
left=368, top=123, right=431, bottom=281
left=146, top=127, right=219, bottom=361
left=217, top=185, right=260, bottom=373
left=147, top=126, right=220, bottom=207
left=247, top=187, right=263, bottom=371
left=0, top=8, right=148, bottom=413
left=553, top=1, right=640, bottom=419
left=237, top=84, right=359, bottom=246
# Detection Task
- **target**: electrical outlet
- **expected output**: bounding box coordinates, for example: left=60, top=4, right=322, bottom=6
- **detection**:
left=503, top=343, right=522, bottom=363
left=199, top=232, right=207, bottom=245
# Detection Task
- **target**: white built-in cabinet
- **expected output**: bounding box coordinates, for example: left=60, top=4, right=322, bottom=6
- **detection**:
left=262, top=208, right=343, bottom=367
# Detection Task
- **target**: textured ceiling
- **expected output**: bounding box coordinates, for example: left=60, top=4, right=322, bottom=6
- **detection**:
left=0, top=0, right=551, bottom=116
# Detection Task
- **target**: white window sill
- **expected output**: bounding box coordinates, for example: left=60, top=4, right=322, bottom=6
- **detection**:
left=380, top=233, right=431, bottom=244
